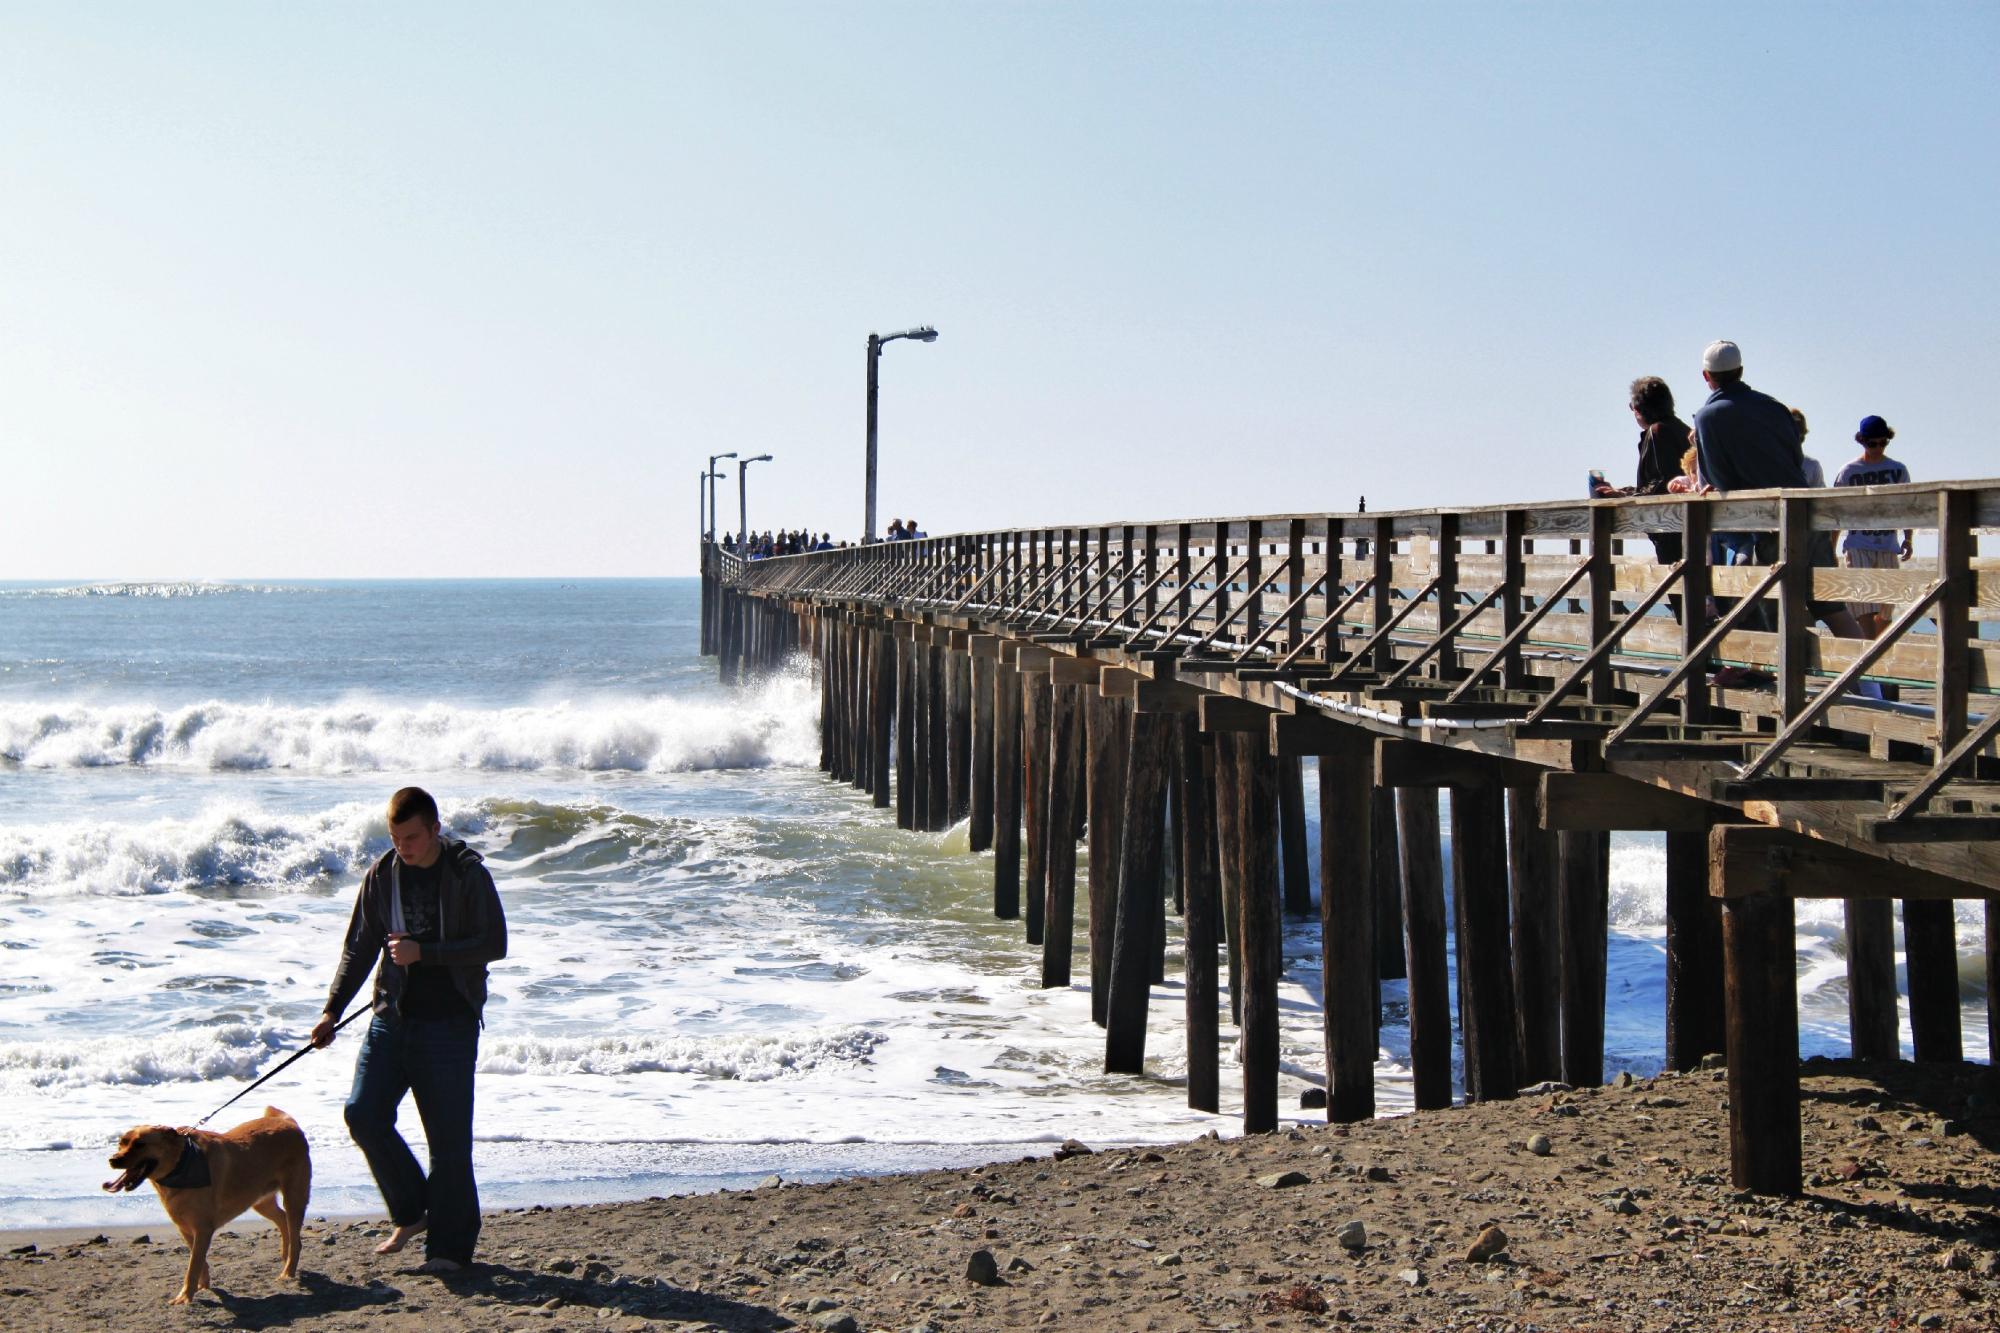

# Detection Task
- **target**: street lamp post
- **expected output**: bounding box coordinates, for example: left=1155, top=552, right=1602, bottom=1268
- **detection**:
left=707, top=451, right=738, bottom=544
left=864, top=325, right=938, bottom=543
left=738, top=453, right=773, bottom=553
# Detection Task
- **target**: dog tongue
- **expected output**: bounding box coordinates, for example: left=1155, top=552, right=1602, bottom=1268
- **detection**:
left=102, top=1168, right=138, bottom=1192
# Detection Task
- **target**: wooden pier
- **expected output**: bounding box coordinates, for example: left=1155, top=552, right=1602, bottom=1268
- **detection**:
left=702, top=479, right=2000, bottom=1195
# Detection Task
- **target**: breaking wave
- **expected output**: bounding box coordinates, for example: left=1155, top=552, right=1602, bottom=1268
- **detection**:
left=0, top=1024, right=293, bottom=1090
left=0, top=679, right=819, bottom=773
left=478, top=1027, right=886, bottom=1081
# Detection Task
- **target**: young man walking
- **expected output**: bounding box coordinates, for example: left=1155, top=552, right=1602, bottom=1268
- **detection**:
left=312, top=786, right=507, bottom=1272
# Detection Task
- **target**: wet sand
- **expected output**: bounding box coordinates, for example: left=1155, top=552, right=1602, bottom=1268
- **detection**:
left=4, top=1058, right=1996, bottom=1332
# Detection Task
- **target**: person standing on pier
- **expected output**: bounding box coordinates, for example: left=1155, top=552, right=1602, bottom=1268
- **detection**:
left=1835, top=416, right=1913, bottom=637
left=1691, top=339, right=1805, bottom=628
left=312, top=786, right=508, bottom=1273
left=1594, top=375, right=1692, bottom=564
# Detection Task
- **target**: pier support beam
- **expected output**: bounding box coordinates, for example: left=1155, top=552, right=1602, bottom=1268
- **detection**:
left=1558, top=830, right=1609, bottom=1089
left=1087, top=694, right=1130, bottom=1026
left=1398, top=785, right=1453, bottom=1111
left=926, top=642, right=949, bottom=830
left=896, top=635, right=916, bottom=831
left=1317, top=729, right=1376, bottom=1123
left=969, top=650, right=995, bottom=851
left=1665, top=826, right=1727, bottom=1071
left=1106, top=709, right=1173, bottom=1074
left=1278, top=755, right=1312, bottom=917
left=1507, top=785, right=1562, bottom=1085
left=948, top=649, right=973, bottom=826
left=1844, top=899, right=1898, bottom=1061
left=1041, top=682, right=1082, bottom=989
left=1022, top=671, right=1050, bottom=946
left=1711, top=824, right=1802, bottom=1196
left=1904, top=899, right=1963, bottom=1063
left=992, top=659, right=1021, bottom=918
left=1178, top=716, right=1221, bottom=1114
left=1451, top=775, right=1517, bottom=1102
left=1373, top=788, right=1405, bottom=988
left=1233, top=732, right=1282, bottom=1134
left=870, top=629, right=894, bottom=809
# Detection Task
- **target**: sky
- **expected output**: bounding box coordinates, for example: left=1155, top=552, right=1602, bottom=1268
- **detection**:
left=2, top=3, right=1995, bottom=579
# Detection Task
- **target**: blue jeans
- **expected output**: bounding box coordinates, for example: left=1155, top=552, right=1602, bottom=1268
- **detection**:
left=344, top=1013, right=481, bottom=1263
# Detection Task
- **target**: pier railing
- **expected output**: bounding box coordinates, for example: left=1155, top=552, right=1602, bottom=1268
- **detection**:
left=732, top=481, right=1999, bottom=834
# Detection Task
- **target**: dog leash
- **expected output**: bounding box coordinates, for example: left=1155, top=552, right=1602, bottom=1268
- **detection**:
left=195, top=1006, right=366, bottom=1127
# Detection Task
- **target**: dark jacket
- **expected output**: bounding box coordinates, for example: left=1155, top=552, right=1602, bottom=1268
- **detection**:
left=324, top=839, right=508, bottom=1022
left=1692, top=381, right=1806, bottom=492
left=1633, top=416, right=1691, bottom=496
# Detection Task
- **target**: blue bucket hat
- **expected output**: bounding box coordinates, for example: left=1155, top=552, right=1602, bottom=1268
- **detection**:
left=1855, top=415, right=1895, bottom=442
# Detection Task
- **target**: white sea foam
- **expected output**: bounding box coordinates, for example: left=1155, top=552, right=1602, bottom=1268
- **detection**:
left=0, top=800, right=389, bottom=898
left=0, top=1024, right=291, bottom=1090
left=2, top=581, right=287, bottom=599
left=0, top=678, right=819, bottom=774
left=479, top=1027, right=886, bottom=1081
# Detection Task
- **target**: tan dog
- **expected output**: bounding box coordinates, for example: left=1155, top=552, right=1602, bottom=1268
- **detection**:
left=104, top=1105, right=311, bottom=1304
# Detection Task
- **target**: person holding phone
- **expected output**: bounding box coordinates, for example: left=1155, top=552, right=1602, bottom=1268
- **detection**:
left=1595, top=375, right=1692, bottom=566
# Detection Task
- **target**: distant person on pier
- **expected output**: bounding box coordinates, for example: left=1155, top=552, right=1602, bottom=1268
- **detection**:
left=886, top=519, right=907, bottom=541
left=1691, top=340, right=1805, bottom=628
left=1787, top=408, right=1872, bottom=643
left=908, top=519, right=928, bottom=540
left=1593, top=375, right=1691, bottom=566
left=1835, top=416, right=1913, bottom=638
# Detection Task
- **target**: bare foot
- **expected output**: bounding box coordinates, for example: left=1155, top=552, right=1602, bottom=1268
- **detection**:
left=413, top=1257, right=465, bottom=1275
left=375, top=1218, right=427, bottom=1255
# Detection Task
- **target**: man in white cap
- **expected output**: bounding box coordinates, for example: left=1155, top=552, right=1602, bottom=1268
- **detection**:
left=1690, top=340, right=1806, bottom=495
left=1690, top=340, right=1806, bottom=631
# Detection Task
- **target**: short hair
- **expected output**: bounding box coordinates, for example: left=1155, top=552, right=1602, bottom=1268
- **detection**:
left=387, top=786, right=439, bottom=827
left=1789, top=407, right=1808, bottom=440
left=1628, top=376, right=1675, bottom=425
left=1706, top=367, right=1743, bottom=388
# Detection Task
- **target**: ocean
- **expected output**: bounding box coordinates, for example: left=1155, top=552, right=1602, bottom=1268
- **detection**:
left=0, top=577, right=1987, bottom=1228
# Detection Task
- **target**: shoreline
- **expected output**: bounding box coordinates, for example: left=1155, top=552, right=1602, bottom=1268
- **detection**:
left=6, top=1058, right=1995, bottom=1332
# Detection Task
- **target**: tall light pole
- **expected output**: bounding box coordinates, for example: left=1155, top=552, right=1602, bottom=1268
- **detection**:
left=864, top=325, right=938, bottom=543
left=707, top=451, right=738, bottom=543
left=738, top=453, right=773, bottom=552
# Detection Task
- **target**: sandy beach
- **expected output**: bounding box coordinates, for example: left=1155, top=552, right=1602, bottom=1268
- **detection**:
left=5, top=1057, right=1995, bottom=1333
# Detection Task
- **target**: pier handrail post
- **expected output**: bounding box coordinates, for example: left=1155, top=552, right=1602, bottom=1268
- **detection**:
left=1586, top=502, right=1614, bottom=704
left=1777, top=495, right=1812, bottom=721
left=1435, top=512, right=1460, bottom=682
left=1285, top=518, right=1306, bottom=655
left=1501, top=509, right=1527, bottom=690
left=1681, top=497, right=1714, bottom=727
left=1369, top=517, right=1394, bottom=673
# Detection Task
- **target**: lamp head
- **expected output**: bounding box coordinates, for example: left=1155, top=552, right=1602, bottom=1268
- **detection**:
left=746, top=453, right=774, bottom=463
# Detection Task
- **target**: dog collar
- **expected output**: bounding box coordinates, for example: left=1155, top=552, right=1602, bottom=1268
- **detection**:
left=154, top=1135, right=211, bottom=1190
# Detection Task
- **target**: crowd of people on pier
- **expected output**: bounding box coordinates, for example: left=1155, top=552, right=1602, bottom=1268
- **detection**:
left=719, top=529, right=840, bottom=558
left=1595, top=339, right=1912, bottom=655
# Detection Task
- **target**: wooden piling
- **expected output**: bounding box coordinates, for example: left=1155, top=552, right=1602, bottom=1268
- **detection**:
left=969, top=652, right=995, bottom=851
left=1234, top=733, right=1282, bottom=1134
left=1903, top=899, right=1963, bottom=1063
left=1664, top=826, right=1726, bottom=1071
left=870, top=629, right=894, bottom=809
left=1318, top=731, right=1376, bottom=1123
left=948, top=650, right=972, bottom=826
left=1451, top=777, right=1517, bottom=1101
left=991, top=661, right=1021, bottom=918
left=1041, top=681, right=1082, bottom=988
left=1723, top=887, right=1803, bottom=1194
left=1278, top=754, right=1311, bottom=916
left=926, top=643, right=949, bottom=830
left=1178, top=716, right=1221, bottom=1114
left=895, top=636, right=917, bottom=830
left=1372, top=788, right=1404, bottom=986
left=1843, top=899, right=1898, bottom=1061
left=1086, top=694, right=1130, bottom=1027
left=1506, top=785, right=1561, bottom=1085
left=1106, top=709, right=1172, bottom=1074
left=1558, top=829, right=1609, bottom=1088
left=1397, top=786, right=1453, bottom=1111
left=1022, top=672, right=1050, bottom=946
left=1213, top=733, right=1244, bottom=1027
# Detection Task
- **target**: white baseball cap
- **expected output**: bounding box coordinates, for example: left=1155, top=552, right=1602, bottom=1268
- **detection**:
left=1702, top=340, right=1743, bottom=373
